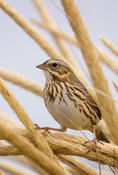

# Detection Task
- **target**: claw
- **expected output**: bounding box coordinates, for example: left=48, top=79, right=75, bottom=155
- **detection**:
left=35, top=124, right=51, bottom=133
left=85, top=126, right=98, bottom=154
left=34, top=124, right=65, bottom=133
left=85, top=138, right=97, bottom=154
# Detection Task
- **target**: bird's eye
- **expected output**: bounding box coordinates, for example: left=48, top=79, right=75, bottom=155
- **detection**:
left=52, top=63, right=58, bottom=67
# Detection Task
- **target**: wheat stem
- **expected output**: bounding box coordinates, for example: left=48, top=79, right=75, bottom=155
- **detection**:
left=100, top=38, right=118, bottom=56
left=18, top=156, right=49, bottom=175
left=0, top=78, right=58, bottom=162
left=32, top=0, right=74, bottom=63
left=0, top=68, right=43, bottom=96
left=0, top=126, right=118, bottom=168
left=98, top=50, right=118, bottom=75
left=0, top=161, right=36, bottom=175
left=0, top=0, right=64, bottom=59
left=113, top=82, right=118, bottom=93
left=31, top=20, right=77, bottom=45
left=0, top=169, right=5, bottom=175
left=0, top=122, right=68, bottom=175
left=59, top=155, right=100, bottom=175
left=0, top=0, right=84, bottom=84
left=61, top=0, right=118, bottom=144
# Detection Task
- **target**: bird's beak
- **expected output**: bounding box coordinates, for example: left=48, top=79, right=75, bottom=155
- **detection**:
left=36, top=63, right=48, bottom=70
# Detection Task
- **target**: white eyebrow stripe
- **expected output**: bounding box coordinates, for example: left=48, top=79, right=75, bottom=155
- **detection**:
left=47, top=60, right=62, bottom=64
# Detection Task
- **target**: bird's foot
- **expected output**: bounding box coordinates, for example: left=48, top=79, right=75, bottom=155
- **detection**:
left=35, top=124, right=51, bottom=134
left=35, top=124, right=65, bottom=134
left=85, top=137, right=97, bottom=145
left=84, top=137, right=97, bottom=154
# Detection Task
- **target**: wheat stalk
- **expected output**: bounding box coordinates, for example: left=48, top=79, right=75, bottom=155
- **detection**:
left=0, top=121, right=68, bottom=175
left=18, top=156, right=50, bottom=175
left=113, top=82, right=118, bottom=93
left=0, top=161, right=36, bottom=175
left=0, top=0, right=85, bottom=84
left=0, top=0, right=117, bottom=174
left=0, top=78, right=56, bottom=160
left=0, top=113, right=115, bottom=172
left=31, top=21, right=118, bottom=77
left=31, top=20, right=77, bottom=45
left=60, top=0, right=118, bottom=144
left=0, top=120, right=118, bottom=168
left=100, top=38, right=118, bottom=56
left=33, top=0, right=74, bottom=64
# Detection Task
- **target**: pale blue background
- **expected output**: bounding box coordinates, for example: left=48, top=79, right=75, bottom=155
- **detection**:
left=0, top=0, right=118, bottom=174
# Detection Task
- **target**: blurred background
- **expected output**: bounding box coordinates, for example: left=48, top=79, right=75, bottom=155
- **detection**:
left=0, top=0, right=118, bottom=174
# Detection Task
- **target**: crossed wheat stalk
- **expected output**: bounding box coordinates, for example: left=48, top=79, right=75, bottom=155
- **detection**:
left=0, top=0, right=118, bottom=175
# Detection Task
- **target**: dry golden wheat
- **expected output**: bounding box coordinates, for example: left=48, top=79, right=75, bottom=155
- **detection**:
left=0, top=0, right=118, bottom=174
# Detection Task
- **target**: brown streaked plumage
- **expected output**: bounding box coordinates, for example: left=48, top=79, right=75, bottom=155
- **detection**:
left=36, top=59, right=101, bottom=142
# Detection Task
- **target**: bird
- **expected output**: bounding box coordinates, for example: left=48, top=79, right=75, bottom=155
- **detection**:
left=36, top=59, right=101, bottom=143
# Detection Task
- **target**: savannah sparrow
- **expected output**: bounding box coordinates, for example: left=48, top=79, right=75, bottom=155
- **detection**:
left=36, top=59, right=101, bottom=142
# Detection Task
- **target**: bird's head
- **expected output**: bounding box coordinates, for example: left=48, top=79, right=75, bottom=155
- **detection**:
left=36, top=59, right=72, bottom=81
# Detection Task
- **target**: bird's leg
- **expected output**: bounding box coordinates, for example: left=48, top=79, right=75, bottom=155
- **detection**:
left=84, top=126, right=97, bottom=145
left=85, top=126, right=97, bottom=154
left=35, top=124, right=66, bottom=133
left=92, top=126, right=97, bottom=145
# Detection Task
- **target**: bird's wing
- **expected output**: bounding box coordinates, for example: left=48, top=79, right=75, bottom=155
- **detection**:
left=69, top=73, right=101, bottom=120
